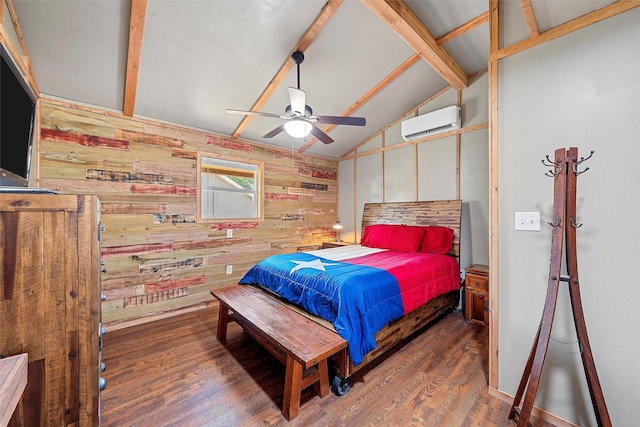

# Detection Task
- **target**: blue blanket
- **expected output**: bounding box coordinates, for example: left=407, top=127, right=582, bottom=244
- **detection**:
left=239, top=252, right=406, bottom=365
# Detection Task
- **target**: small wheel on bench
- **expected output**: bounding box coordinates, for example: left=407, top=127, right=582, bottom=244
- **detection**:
left=331, top=375, right=352, bottom=396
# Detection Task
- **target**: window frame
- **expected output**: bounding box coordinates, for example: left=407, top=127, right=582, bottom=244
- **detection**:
left=196, top=152, right=264, bottom=223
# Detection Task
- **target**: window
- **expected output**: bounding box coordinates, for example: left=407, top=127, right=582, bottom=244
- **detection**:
left=197, top=153, right=263, bottom=221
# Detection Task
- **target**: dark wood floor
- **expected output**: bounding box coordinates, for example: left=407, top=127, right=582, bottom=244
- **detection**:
left=101, top=306, right=555, bottom=426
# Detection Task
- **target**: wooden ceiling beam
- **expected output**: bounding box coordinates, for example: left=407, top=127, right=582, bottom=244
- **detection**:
left=123, top=0, right=148, bottom=117
left=437, top=11, right=489, bottom=46
left=299, top=9, right=484, bottom=153
left=298, top=53, right=420, bottom=153
left=519, top=0, right=540, bottom=37
left=4, top=0, right=39, bottom=95
left=361, top=0, right=468, bottom=90
left=231, top=0, right=344, bottom=139
left=492, top=0, right=640, bottom=60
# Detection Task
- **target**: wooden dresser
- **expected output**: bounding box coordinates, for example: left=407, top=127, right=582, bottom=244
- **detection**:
left=0, top=194, right=102, bottom=426
left=464, top=264, right=489, bottom=327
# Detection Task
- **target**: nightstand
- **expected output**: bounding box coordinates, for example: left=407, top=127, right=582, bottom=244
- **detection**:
left=464, top=264, right=489, bottom=327
left=321, top=241, right=352, bottom=249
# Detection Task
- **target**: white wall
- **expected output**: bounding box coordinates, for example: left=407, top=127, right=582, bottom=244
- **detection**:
left=498, top=9, right=639, bottom=426
left=338, top=159, right=356, bottom=242
left=339, top=74, right=490, bottom=269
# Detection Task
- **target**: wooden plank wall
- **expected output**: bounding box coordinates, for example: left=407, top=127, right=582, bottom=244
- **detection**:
left=38, top=100, right=339, bottom=329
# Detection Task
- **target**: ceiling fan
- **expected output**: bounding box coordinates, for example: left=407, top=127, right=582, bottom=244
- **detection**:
left=226, top=51, right=366, bottom=144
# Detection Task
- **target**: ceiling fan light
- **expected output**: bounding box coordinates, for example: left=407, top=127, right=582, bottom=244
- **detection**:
left=284, top=120, right=312, bottom=138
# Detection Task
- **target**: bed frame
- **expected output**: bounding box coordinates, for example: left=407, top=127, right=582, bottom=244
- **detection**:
left=218, top=200, right=462, bottom=397
left=329, top=200, right=462, bottom=383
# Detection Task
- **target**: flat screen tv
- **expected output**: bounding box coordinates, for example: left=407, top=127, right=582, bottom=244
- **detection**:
left=0, top=44, right=36, bottom=187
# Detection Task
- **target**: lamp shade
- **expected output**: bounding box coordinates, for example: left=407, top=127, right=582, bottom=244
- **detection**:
left=284, top=119, right=312, bottom=138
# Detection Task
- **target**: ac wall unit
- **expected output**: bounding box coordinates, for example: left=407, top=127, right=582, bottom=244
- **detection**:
left=401, top=105, right=461, bottom=141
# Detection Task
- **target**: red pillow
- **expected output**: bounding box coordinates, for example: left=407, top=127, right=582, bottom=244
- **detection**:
left=419, top=226, right=454, bottom=254
left=360, top=224, right=424, bottom=252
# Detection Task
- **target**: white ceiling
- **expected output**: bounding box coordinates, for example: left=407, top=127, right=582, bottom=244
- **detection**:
left=11, top=0, right=619, bottom=159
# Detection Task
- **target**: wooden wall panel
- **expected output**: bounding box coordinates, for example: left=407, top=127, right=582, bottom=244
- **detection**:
left=38, top=101, right=338, bottom=329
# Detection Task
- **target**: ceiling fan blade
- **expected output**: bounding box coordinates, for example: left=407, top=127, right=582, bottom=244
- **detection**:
left=288, top=87, right=306, bottom=115
left=263, top=124, right=286, bottom=139
left=226, top=109, right=284, bottom=119
left=310, top=124, right=334, bottom=144
left=315, top=115, right=366, bottom=126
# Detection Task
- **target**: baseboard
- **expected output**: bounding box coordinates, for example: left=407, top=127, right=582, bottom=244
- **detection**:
left=104, top=300, right=215, bottom=331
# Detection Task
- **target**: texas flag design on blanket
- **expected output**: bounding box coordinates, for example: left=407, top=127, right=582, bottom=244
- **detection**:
left=238, top=248, right=459, bottom=365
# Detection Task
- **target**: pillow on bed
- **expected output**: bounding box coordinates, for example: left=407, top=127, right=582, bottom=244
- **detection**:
left=360, top=224, right=424, bottom=252
left=419, top=226, right=454, bottom=254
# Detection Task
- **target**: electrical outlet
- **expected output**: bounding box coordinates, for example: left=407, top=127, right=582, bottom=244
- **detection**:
left=515, top=212, right=540, bottom=231
left=226, top=265, right=233, bottom=275
left=226, top=229, right=233, bottom=238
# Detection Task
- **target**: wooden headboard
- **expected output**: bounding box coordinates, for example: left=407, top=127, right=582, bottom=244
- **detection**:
left=361, top=200, right=463, bottom=263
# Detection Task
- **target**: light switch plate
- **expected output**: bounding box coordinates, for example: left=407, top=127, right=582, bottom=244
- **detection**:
left=226, top=229, right=233, bottom=238
left=515, top=212, right=540, bottom=231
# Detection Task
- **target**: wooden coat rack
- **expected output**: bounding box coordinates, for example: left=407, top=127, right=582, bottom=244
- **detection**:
left=508, top=147, right=611, bottom=427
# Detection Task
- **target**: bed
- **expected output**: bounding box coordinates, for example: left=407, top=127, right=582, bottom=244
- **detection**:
left=222, top=200, right=462, bottom=396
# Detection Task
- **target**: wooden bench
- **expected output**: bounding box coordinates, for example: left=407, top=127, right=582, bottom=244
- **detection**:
left=211, top=285, right=347, bottom=420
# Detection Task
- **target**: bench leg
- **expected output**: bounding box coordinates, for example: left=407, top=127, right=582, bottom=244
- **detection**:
left=314, top=359, right=329, bottom=397
left=216, top=303, right=229, bottom=343
left=282, top=355, right=303, bottom=420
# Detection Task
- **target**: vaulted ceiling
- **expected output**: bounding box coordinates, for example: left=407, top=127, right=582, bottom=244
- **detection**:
left=10, top=0, right=624, bottom=159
